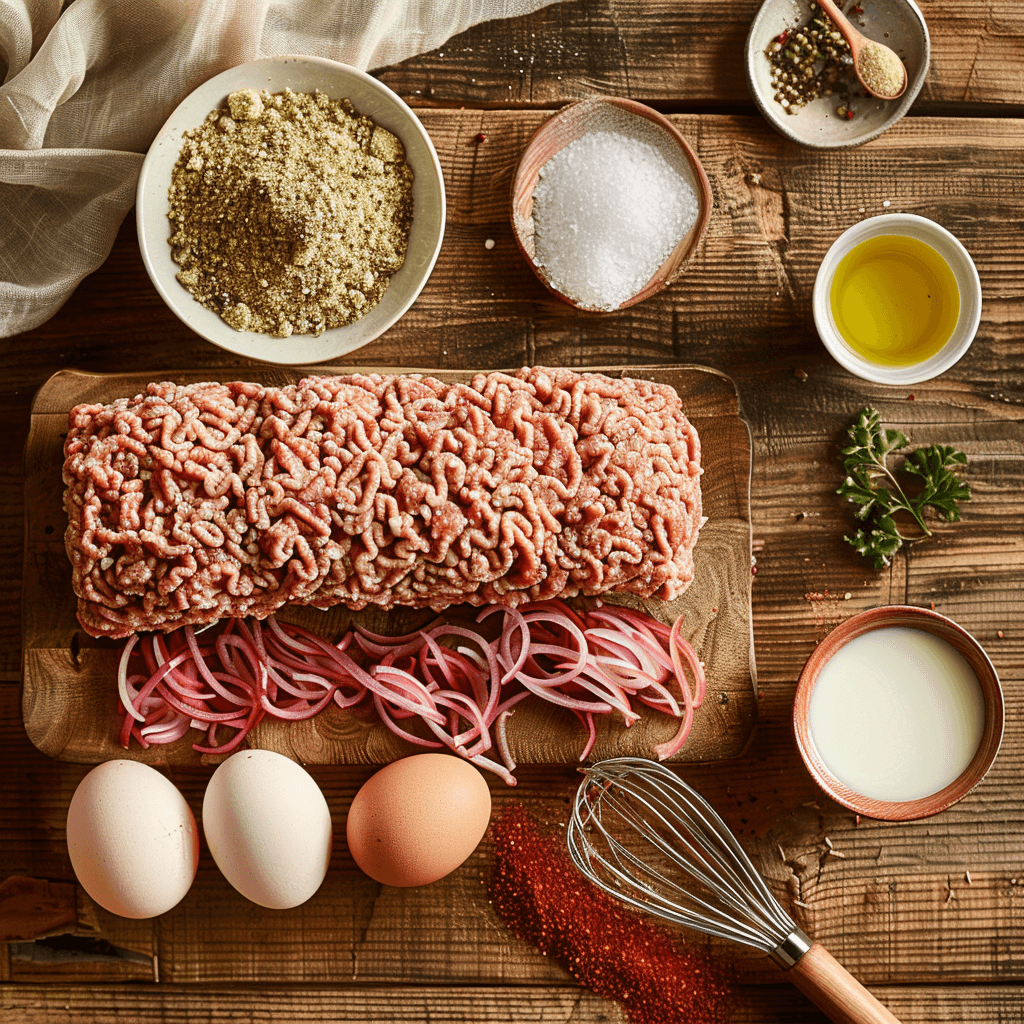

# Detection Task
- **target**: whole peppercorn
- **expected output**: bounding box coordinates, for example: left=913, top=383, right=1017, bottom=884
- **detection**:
left=764, top=4, right=856, bottom=117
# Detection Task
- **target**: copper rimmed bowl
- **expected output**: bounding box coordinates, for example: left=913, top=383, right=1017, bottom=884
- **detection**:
left=510, top=97, right=712, bottom=311
left=793, top=606, right=1003, bottom=821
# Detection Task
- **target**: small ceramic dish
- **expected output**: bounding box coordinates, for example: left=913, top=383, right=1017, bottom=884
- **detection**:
left=136, top=55, right=445, bottom=366
left=510, top=98, right=712, bottom=311
left=812, top=213, right=982, bottom=384
left=745, top=0, right=929, bottom=149
left=794, top=606, right=1003, bottom=821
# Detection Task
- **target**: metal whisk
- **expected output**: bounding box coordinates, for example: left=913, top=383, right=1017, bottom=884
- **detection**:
left=567, top=758, right=900, bottom=1024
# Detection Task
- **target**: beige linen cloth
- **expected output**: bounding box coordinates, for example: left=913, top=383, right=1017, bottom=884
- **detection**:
left=0, top=0, right=556, bottom=337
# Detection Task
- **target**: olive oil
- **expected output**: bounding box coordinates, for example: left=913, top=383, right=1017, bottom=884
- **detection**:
left=830, top=235, right=960, bottom=366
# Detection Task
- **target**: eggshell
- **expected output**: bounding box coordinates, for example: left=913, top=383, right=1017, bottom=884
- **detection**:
left=66, top=760, right=199, bottom=919
left=202, top=749, right=332, bottom=909
left=346, top=753, right=491, bottom=887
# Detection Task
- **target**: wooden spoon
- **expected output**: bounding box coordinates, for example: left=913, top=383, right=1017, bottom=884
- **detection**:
left=815, top=0, right=908, bottom=100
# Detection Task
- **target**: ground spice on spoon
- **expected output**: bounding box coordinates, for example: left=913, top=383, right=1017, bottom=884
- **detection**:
left=857, top=39, right=905, bottom=98
left=488, top=804, right=733, bottom=1024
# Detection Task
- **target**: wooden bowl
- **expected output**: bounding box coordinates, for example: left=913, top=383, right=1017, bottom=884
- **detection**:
left=510, top=98, right=712, bottom=311
left=793, top=606, right=1003, bottom=821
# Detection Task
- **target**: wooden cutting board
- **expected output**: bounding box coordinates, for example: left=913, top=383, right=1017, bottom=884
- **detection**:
left=22, top=365, right=756, bottom=767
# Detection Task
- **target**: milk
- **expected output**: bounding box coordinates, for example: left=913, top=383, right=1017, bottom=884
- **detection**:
left=808, top=626, right=985, bottom=803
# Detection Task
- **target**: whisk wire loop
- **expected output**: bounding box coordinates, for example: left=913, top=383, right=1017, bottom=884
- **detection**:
left=610, top=768, right=790, bottom=935
left=585, top=782, right=782, bottom=946
left=568, top=758, right=799, bottom=955
left=576, top=803, right=771, bottom=948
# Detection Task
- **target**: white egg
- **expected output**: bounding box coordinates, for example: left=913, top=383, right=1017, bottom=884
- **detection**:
left=202, top=749, right=332, bottom=909
left=66, top=760, right=199, bottom=919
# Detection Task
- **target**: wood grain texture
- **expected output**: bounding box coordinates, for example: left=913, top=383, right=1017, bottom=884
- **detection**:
left=2, top=6, right=1024, bottom=1015
left=21, top=364, right=754, bottom=767
left=5, top=982, right=1024, bottom=1023
left=375, top=0, right=1024, bottom=111
left=0, top=878, right=77, bottom=943
left=0, top=983, right=627, bottom=1022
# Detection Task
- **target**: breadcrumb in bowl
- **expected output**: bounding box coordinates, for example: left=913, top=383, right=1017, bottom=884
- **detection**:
left=137, top=56, right=445, bottom=365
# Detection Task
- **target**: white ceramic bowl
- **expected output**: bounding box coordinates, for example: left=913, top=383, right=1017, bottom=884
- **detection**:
left=812, top=213, right=982, bottom=384
left=136, top=56, right=445, bottom=365
left=745, top=0, right=929, bottom=149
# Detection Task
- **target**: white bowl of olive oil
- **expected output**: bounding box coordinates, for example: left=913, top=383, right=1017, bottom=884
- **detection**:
left=812, top=214, right=982, bottom=384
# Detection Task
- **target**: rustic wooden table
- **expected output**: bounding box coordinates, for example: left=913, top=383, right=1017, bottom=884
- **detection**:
left=2, top=2, right=1023, bottom=1021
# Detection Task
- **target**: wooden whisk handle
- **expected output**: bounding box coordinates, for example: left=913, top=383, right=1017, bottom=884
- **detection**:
left=788, top=942, right=901, bottom=1024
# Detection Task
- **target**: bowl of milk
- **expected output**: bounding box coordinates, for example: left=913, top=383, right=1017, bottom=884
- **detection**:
left=793, top=606, right=1003, bottom=821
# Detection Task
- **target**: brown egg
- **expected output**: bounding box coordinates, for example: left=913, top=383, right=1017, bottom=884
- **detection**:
left=346, top=753, right=492, bottom=887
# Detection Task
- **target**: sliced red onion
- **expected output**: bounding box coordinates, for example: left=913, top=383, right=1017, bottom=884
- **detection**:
left=495, top=708, right=517, bottom=772
left=118, top=635, right=144, bottom=723
left=468, top=752, right=516, bottom=787
left=651, top=616, right=706, bottom=761
left=573, top=709, right=598, bottom=762
left=115, top=600, right=706, bottom=782
left=371, top=696, right=441, bottom=749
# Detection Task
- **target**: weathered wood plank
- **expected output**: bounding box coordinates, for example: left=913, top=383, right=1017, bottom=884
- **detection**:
left=4, top=981, right=1024, bottom=1023
left=376, top=0, right=1024, bottom=112
left=4, top=983, right=627, bottom=1024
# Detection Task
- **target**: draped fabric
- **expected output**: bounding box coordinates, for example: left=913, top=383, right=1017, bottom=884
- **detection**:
left=0, top=0, right=558, bottom=336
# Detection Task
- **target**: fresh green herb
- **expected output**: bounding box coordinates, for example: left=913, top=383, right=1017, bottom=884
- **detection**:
left=837, top=407, right=971, bottom=569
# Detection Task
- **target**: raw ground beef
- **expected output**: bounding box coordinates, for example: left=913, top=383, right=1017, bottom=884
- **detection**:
left=63, top=368, right=702, bottom=638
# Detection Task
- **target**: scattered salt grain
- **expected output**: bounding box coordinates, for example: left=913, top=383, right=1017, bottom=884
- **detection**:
left=531, top=129, right=699, bottom=310
left=484, top=238, right=495, bottom=250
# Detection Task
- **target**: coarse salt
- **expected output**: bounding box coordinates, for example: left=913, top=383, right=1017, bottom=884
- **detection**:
left=531, top=129, right=698, bottom=310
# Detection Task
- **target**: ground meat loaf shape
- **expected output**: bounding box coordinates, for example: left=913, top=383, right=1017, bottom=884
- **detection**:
left=63, top=368, right=703, bottom=638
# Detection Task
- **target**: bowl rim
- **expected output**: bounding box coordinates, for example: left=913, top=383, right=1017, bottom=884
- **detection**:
left=811, top=212, right=983, bottom=384
left=744, top=0, right=930, bottom=150
left=793, top=605, right=1004, bottom=821
left=509, top=96, right=713, bottom=312
left=135, top=54, right=445, bottom=366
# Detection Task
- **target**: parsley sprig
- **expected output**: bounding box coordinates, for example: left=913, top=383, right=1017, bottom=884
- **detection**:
left=837, top=408, right=971, bottom=569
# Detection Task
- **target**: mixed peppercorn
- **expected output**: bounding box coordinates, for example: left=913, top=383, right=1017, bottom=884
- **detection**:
left=765, top=0, right=862, bottom=118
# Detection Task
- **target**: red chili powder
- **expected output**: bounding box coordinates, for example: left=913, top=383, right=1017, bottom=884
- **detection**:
left=488, top=805, right=733, bottom=1024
